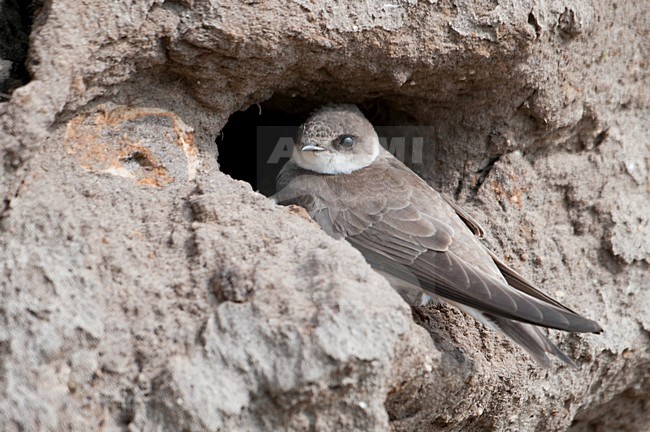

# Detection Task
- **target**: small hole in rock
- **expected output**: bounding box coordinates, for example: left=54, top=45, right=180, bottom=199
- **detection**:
left=121, top=150, right=155, bottom=168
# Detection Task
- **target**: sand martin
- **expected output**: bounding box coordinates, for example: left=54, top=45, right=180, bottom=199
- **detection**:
left=274, top=104, right=601, bottom=367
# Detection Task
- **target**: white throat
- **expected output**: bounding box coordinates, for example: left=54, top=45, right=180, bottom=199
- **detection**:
left=292, top=136, right=381, bottom=175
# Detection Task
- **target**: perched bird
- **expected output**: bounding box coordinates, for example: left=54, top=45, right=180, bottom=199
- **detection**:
left=273, top=104, right=602, bottom=367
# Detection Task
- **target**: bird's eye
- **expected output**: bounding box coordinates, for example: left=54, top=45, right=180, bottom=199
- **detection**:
left=338, top=135, right=355, bottom=148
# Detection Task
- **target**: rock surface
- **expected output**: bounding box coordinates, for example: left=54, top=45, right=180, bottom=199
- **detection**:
left=0, top=0, right=648, bottom=431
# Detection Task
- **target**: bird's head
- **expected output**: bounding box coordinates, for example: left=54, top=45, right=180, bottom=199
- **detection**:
left=291, top=104, right=381, bottom=174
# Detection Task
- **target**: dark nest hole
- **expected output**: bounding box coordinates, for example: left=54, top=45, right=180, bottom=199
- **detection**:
left=0, top=0, right=43, bottom=97
left=217, top=95, right=422, bottom=197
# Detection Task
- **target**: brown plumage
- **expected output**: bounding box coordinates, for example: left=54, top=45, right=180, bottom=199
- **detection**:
left=274, top=104, right=601, bottom=367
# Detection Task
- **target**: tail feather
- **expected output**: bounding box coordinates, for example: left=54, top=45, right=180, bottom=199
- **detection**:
left=447, top=301, right=578, bottom=367
left=485, top=314, right=578, bottom=368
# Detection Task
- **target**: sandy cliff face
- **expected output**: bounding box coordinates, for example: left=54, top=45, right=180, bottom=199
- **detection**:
left=0, top=0, right=648, bottom=431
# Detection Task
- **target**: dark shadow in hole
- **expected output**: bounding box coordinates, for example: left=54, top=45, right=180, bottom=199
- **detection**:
left=217, top=95, right=422, bottom=197
left=0, top=0, right=43, bottom=96
left=217, top=95, right=319, bottom=197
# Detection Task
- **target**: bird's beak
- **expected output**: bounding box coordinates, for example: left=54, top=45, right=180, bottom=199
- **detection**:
left=301, top=143, right=325, bottom=152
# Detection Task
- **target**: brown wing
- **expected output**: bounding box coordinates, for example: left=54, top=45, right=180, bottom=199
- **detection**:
left=447, top=191, right=593, bottom=321
left=486, top=249, right=587, bottom=316
left=350, top=233, right=599, bottom=332
left=334, top=156, right=597, bottom=332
